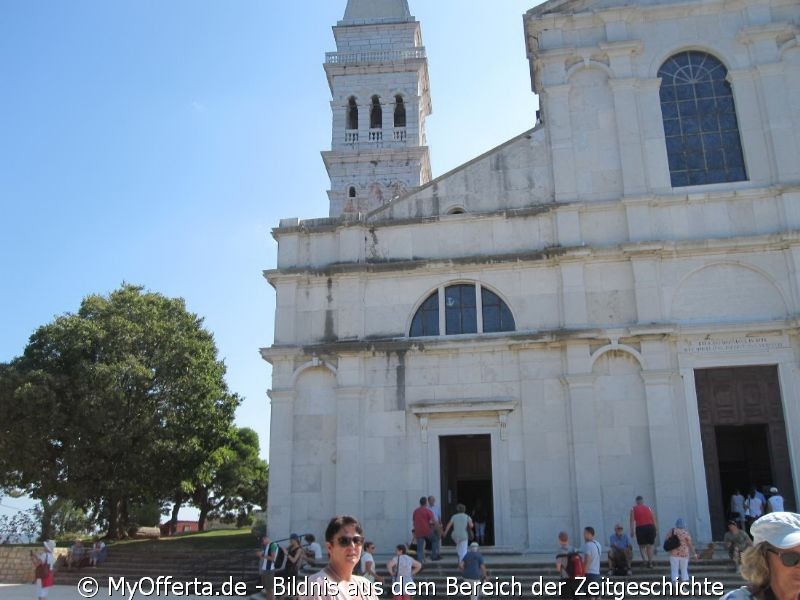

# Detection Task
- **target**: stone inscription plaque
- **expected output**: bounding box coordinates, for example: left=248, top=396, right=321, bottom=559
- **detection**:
left=681, top=336, right=789, bottom=355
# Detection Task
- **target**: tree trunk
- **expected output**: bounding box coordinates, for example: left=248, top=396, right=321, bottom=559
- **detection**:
left=107, top=498, right=121, bottom=540
left=169, top=496, right=183, bottom=536
left=198, top=503, right=210, bottom=531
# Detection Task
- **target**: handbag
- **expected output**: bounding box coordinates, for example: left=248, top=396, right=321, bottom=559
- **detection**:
left=663, top=529, right=681, bottom=552
left=34, top=562, right=50, bottom=580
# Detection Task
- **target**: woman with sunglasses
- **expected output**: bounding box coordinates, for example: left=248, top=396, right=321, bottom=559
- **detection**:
left=723, top=512, right=800, bottom=600
left=299, top=515, right=379, bottom=600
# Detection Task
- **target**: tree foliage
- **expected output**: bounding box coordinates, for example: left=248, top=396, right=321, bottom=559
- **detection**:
left=190, top=427, right=268, bottom=531
left=0, top=284, right=240, bottom=538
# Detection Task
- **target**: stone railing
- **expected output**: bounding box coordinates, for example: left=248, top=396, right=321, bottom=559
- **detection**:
left=0, top=547, right=68, bottom=584
left=325, top=47, right=426, bottom=65
left=343, top=128, right=407, bottom=145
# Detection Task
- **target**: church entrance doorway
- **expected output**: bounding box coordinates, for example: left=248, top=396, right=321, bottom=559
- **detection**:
left=439, top=434, right=494, bottom=546
left=695, top=366, right=795, bottom=539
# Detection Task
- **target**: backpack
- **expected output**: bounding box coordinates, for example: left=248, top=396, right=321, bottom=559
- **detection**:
left=566, top=551, right=585, bottom=578
left=273, top=545, right=288, bottom=572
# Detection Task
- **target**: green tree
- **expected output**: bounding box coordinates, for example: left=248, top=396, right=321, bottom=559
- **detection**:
left=0, top=284, right=240, bottom=538
left=190, top=427, right=268, bottom=530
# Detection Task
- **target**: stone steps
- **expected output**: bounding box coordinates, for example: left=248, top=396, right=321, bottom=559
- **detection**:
left=53, top=548, right=746, bottom=599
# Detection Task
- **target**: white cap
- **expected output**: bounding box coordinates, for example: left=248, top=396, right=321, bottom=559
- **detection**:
left=770, top=487, right=779, bottom=493
left=469, top=542, right=479, bottom=549
left=751, top=512, right=800, bottom=549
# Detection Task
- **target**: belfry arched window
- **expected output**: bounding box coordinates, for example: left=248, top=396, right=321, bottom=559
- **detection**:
left=346, top=97, right=358, bottom=130
left=409, top=284, right=516, bottom=337
left=370, top=96, right=382, bottom=129
left=348, top=186, right=356, bottom=199
left=658, top=51, right=746, bottom=187
left=394, top=95, right=406, bottom=128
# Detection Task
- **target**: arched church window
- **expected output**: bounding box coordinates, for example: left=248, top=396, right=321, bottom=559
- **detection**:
left=346, top=97, right=358, bottom=130
left=481, top=288, right=515, bottom=333
left=394, top=95, right=406, bottom=128
left=658, top=51, right=746, bottom=187
left=348, top=186, right=356, bottom=198
left=370, top=96, right=382, bottom=129
left=409, top=284, right=515, bottom=338
left=409, top=292, right=439, bottom=337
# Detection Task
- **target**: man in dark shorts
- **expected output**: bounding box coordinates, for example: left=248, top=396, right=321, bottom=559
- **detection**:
left=629, top=495, right=658, bottom=568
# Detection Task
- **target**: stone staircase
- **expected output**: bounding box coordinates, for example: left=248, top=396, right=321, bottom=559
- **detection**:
left=52, top=546, right=746, bottom=598
left=53, top=545, right=260, bottom=593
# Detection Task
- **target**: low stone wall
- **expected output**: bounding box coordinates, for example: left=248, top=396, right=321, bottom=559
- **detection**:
left=0, top=547, right=68, bottom=584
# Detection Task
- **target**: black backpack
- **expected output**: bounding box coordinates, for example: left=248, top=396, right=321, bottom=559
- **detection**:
left=271, top=544, right=288, bottom=572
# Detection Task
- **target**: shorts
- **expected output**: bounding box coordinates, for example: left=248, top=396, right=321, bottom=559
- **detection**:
left=635, top=524, right=656, bottom=546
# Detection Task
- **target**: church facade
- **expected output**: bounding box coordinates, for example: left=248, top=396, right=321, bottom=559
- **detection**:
left=262, top=0, right=800, bottom=549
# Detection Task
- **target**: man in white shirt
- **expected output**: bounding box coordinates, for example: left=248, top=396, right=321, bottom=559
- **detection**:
left=427, top=495, right=442, bottom=561
left=767, top=487, right=785, bottom=513
left=582, top=527, right=602, bottom=600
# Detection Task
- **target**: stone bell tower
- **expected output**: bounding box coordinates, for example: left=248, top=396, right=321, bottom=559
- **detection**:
left=323, top=0, right=432, bottom=216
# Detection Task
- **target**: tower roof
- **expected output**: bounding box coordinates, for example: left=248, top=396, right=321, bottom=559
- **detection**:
left=340, top=0, right=413, bottom=25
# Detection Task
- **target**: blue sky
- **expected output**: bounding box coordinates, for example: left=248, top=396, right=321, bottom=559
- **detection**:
left=0, top=0, right=541, bottom=519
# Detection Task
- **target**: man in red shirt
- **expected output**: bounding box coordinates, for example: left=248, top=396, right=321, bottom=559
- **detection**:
left=412, top=497, right=436, bottom=563
left=629, top=495, right=658, bottom=568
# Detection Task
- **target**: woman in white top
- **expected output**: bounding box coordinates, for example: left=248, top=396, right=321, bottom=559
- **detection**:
left=360, top=541, right=383, bottom=584
left=386, top=544, right=422, bottom=600
left=31, top=540, right=56, bottom=600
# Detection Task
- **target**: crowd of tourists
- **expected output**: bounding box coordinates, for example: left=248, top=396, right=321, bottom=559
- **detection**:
left=256, top=492, right=798, bottom=600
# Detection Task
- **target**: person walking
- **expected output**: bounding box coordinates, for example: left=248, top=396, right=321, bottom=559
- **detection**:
left=443, top=503, right=474, bottom=563
left=387, top=544, right=422, bottom=600
left=582, top=527, right=602, bottom=600
left=427, top=495, right=442, bottom=561
left=459, top=542, right=488, bottom=600
left=555, top=531, right=577, bottom=600
left=730, top=489, right=746, bottom=529
left=723, top=520, right=753, bottom=573
left=30, top=540, right=56, bottom=600
left=665, top=518, right=697, bottom=583
left=630, top=495, right=658, bottom=568
left=361, top=541, right=383, bottom=585
left=412, top=497, right=436, bottom=563
left=746, top=489, right=765, bottom=534
left=767, top=488, right=785, bottom=513
left=472, top=499, right=488, bottom=545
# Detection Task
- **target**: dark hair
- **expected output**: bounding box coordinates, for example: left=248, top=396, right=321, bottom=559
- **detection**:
left=584, top=526, right=595, bottom=536
left=305, top=534, right=315, bottom=543
left=396, top=544, right=407, bottom=553
left=324, top=515, right=364, bottom=543
left=419, top=497, right=427, bottom=506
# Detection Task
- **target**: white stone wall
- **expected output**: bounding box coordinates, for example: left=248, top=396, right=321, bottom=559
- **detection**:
left=265, top=0, right=800, bottom=550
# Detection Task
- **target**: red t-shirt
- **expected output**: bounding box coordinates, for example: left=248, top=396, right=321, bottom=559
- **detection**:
left=413, top=506, right=435, bottom=537
left=632, top=504, right=655, bottom=526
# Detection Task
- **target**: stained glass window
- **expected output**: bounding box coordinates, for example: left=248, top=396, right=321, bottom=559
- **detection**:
left=658, top=51, right=746, bottom=187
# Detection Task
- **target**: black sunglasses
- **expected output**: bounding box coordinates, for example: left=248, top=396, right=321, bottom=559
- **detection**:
left=336, top=535, right=365, bottom=548
left=767, top=549, right=800, bottom=567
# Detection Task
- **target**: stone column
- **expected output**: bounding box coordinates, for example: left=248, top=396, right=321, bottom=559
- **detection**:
left=564, top=374, right=604, bottom=531
left=678, top=367, right=713, bottom=542
left=609, top=77, right=648, bottom=197
left=542, top=84, right=577, bottom=202
left=756, top=61, right=800, bottom=182
left=560, top=260, right=589, bottom=327
left=266, top=389, right=295, bottom=539
left=629, top=255, right=665, bottom=324
left=335, top=386, right=367, bottom=516
left=642, top=370, right=688, bottom=530
left=727, top=68, right=773, bottom=185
